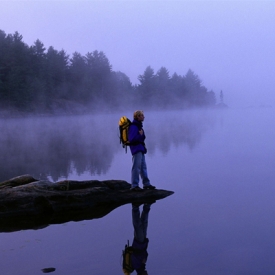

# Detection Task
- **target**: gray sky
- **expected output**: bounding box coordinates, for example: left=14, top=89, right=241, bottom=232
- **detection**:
left=1, top=0, right=274, bottom=108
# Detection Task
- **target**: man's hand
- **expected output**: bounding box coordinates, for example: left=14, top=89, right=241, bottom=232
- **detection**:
left=139, top=129, right=144, bottom=135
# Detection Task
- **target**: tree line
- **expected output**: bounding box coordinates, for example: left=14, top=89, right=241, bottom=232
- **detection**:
left=0, top=30, right=216, bottom=114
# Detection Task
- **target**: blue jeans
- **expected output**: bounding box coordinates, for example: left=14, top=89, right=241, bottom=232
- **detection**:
left=131, top=152, right=150, bottom=188
left=132, top=204, right=151, bottom=242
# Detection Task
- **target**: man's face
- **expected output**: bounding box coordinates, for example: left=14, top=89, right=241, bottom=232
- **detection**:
left=137, top=113, right=145, bottom=121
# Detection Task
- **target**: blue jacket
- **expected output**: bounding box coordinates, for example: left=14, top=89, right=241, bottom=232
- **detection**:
left=131, top=238, right=149, bottom=274
left=128, top=119, right=147, bottom=155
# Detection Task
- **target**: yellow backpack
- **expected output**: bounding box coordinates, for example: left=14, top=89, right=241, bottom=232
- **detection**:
left=122, top=240, right=134, bottom=274
left=118, top=116, right=132, bottom=152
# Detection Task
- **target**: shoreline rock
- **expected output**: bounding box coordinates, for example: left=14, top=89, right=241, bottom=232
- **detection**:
left=0, top=175, right=174, bottom=232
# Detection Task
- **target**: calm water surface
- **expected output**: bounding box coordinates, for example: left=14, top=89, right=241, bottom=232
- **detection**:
left=0, top=108, right=275, bottom=275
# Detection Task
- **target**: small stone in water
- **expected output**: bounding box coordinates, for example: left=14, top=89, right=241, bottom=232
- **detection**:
left=41, top=267, right=56, bottom=273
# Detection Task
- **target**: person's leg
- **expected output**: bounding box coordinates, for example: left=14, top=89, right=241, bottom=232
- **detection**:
left=140, top=204, right=151, bottom=237
left=140, top=154, right=150, bottom=187
left=132, top=205, right=146, bottom=242
left=131, top=152, right=142, bottom=188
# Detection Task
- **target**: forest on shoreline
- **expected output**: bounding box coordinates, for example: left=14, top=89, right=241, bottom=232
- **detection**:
left=0, top=30, right=216, bottom=116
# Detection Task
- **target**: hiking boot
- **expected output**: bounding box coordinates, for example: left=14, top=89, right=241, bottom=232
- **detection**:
left=144, top=199, right=156, bottom=206
left=131, top=186, right=143, bottom=191
left=143, top=185, right=156, bottom=190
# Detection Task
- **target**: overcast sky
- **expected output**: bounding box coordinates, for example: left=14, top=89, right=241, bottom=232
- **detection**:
left=1, top=0, right=274, bottom=108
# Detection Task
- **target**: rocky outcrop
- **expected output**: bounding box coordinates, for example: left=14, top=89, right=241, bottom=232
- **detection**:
left=0, top=175, right=174, bottom=232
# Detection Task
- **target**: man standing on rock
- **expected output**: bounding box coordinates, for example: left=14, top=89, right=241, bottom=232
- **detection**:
left=128, top=110, right=155, bottom=191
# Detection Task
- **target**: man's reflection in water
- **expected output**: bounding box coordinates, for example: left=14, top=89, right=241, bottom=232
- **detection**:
left=124, top=202, right=154, bottom=275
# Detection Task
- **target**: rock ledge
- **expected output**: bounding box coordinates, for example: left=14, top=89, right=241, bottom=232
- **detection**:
left=0, top=175, right=174, bottom=232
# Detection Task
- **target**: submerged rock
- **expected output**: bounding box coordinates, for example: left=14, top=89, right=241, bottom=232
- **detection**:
left=41, top=267, right=56, bottom=273
left=0, top=175, right=174, bottom=232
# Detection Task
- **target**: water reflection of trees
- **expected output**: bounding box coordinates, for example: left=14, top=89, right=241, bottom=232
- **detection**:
left=0, top=115, right=116, bottom=182
left=146, top=110, right=217, bottom=155
left=0, top=111, right=216, bottom=182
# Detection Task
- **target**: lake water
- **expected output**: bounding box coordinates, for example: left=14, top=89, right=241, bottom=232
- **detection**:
left=0, top=108, right=275, bottom=275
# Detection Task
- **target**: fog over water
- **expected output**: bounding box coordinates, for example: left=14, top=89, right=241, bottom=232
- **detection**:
left=1, top=0, right=275, bottom=272
left=0, top=109, right=216, bottom=182
left=1, top=108, right=275, bottom=274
